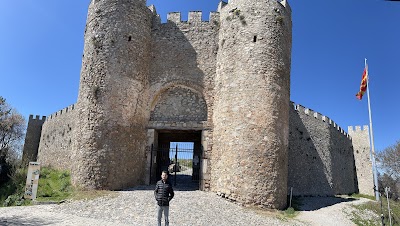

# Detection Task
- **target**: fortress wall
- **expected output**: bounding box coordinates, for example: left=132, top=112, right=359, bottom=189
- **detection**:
left=37, top=104, right=77, bottom=170
left=348, top=125, right=374, bottom=196
left=150, top=86, right=207, bottom=122
left=149, top=11, right=219, bottom=124
left=329, top=121, right=357, bottom=195
left=22, top=115, right=46, bottom=165
left=288, top=103, right=357, bottom=196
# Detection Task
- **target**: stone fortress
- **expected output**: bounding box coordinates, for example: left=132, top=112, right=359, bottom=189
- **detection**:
left=22, top=0, right=374, bottom=209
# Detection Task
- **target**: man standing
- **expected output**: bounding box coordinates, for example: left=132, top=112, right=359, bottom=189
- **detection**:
left=154, top=171, right=174, bottom=226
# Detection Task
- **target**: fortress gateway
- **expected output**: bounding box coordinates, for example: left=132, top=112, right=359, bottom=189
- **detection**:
left=23, top=0, right=373, bottom=209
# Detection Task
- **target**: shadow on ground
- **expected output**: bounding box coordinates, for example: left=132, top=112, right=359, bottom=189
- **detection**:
left=0, top=217, right=57, bottom=226
left=124, top=174, right=199, bottom=192
left=297, top=196, right=357, bottom=211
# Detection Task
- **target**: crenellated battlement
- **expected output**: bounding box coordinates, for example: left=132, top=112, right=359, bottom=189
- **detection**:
left=348, top=125, right=369, bottom=133
left=28, top=114, right=47, bottom=122
left=46, top=104, right=76, bottom=121
left=292, top=102, right=350, bottom=139
left=153, top=11, right=220, bottom=25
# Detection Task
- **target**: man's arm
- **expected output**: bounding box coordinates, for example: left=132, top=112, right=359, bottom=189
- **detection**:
left=169, top=184, right=174, bottom=201
left=154, top=183, right=158, bottom=200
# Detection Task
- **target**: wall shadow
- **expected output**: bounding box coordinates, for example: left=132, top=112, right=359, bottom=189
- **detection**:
left=329, top=125, right=359, bottom=195
left=297, top=196, right=357, bottom=211
left=288, top=106, right=333, bottom=196
left=0, top=216, right=57, bottom=226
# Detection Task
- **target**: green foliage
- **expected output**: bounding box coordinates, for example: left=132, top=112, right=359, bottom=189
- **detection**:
left=284, top=207, right=295, bottom=216
left=378, top=140, right=400, bottom=181
left=0, top=167, right=74, bottom=206
left=287, top=195, right=302, bottom=211
left=0, top=96, right=25, bottom=185
left=1, top=166, right=117, bottom=207
left=280, top=196, right=301, bottom=219
left=351, top=197, right=400, bottom=226
left=178, top=159, right=193, bottom=168
left=36, top=167, right=73, bottom=202
left=0, top=167, right=29, bottom=206
left=379, top=173, right=399, bottom=201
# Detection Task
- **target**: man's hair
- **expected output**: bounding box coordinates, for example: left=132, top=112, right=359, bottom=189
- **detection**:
left=161, top=170, right=168, bottom=175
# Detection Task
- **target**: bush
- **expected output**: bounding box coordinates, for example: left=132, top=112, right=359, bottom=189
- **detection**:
left=0, top=167, right=28, bottom=206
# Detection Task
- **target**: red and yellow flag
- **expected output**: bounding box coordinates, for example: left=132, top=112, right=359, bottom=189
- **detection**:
left=356, top=65, right=368, bottom=100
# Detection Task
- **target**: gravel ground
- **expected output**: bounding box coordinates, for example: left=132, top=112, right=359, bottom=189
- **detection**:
left=0, top=185, right=371, bottom=226
left=296, top=196, right=372, bottom=226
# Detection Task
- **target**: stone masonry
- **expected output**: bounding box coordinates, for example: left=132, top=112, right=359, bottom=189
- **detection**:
left=22, top=115, right=46, bottom=165
left=348, top=125, right=374, bottom=196
left=288, top=104, right=357, bottom=196
left=23, top=0, right=374, bottom=209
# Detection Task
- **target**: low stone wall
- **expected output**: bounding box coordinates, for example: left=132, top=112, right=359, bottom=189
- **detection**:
left=37, top=105, right=77, bottom=170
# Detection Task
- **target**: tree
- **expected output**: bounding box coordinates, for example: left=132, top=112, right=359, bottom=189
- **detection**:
left=377, top=140, right=400, bottom=200
left=377, top=141, right=400, bottom=180
left=0, top=96, right=25, bottom=185
left=378, top=173, right=399, bottom=201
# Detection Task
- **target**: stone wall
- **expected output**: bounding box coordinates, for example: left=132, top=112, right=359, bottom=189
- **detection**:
left=22, top=115, right=46, bottom=165
left=150, top=86, right=207, bottom=122
left=211, top=0, right=292, bottom=209
left=149, top=11, right=219, bottom=191
left=37, top=105, right=77, bottom=170
left=288, top=103, right=357, bottom=196
left=73, top=0, right=153, bottom=190
left=348, top=125, right=374, bottom=196
left=149, top=11, right=219, bottom=125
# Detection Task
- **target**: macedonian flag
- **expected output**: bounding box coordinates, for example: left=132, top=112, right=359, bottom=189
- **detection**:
left=356, top=65, right=368, bottom=100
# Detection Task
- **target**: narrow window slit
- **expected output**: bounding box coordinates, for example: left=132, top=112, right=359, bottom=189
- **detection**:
left=253, top=36, right=257, bottom=42
left=128, top=36, right=132, bottom=41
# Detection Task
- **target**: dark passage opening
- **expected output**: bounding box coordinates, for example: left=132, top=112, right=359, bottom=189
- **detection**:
left=151, top=130, right=202, bottom=190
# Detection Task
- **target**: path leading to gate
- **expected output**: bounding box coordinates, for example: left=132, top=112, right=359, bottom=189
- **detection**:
left=0, top=185, right=374, bottom=226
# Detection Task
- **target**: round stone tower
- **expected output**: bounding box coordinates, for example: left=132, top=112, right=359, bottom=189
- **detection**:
left=212, top=0, right=292, bottom=209
left=73, top=0, right=152, bottom=190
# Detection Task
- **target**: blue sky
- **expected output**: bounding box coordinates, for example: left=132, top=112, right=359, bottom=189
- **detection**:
left=0, top=0, right=399, bottom=152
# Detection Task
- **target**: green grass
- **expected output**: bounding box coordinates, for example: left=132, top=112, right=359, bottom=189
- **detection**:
left=350, top=193, right=376, bottom=200
left=351, top=196, right=400, bottom=226
left=35, top=167, right=73, bottom=202
left=178, top=159, right=193, bottom=168
left=281, top=196, right=302, bottom=219
left=0, top=167, right=116, bottom=207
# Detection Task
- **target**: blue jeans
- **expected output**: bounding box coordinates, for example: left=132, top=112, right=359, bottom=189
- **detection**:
left=157, top=205, right=169, bottom=226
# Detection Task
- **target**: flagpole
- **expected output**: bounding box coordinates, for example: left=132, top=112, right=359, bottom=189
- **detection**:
left=365, top=58, right=380, bottom=201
